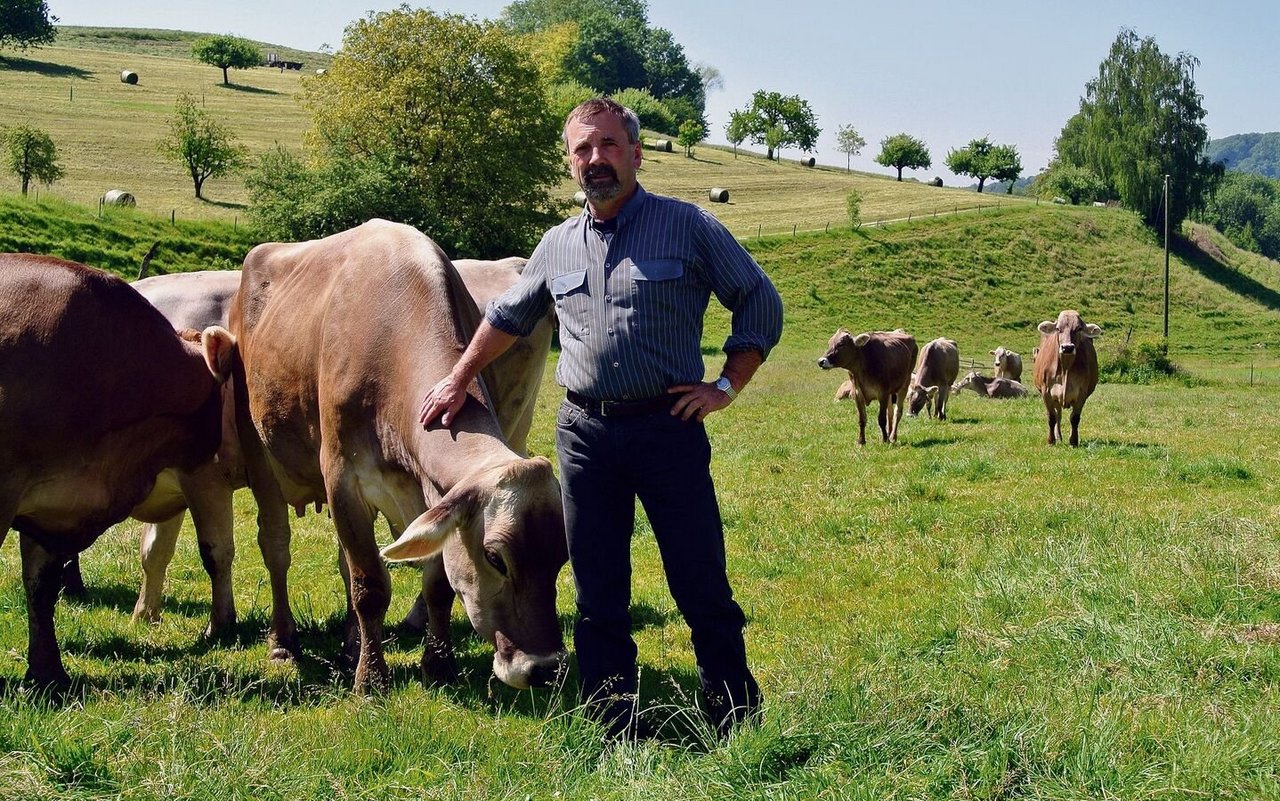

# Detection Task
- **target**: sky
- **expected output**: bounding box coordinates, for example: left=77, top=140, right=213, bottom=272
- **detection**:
left=46, top=0, right=1280, bottom=185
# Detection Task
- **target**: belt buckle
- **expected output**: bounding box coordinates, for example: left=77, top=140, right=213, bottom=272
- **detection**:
left=598, top=399, right=616, bottom=417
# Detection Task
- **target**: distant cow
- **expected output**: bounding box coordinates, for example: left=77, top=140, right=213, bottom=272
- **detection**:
left=990, top=346, right=1023, bottom=381
left=907, top=337, right=960, bottom=419
left=230, top=219, right=568, bottom=693
left=951, top=371, right=1030, bottom=399
left=833, top=378, right=854, bottom=401
left=818, top=328, right=918, bottom=444
left=1032, top=310, right=1102, bottom=446
left=0, top=254, right=232, bottom=688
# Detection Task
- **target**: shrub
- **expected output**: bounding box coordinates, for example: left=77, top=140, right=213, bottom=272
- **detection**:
left=1101, top=338, right=1191, bottom=384
left=846, top=189, right=862, bottom=230
left=608, top=87, right=676, bottom=136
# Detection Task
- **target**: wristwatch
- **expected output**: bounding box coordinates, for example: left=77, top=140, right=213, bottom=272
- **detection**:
left=714, top=375, right=738, bottom=400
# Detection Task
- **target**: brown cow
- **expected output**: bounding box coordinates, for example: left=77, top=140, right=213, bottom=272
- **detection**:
left=907, top=337, right=960, bottom=419
left=0, top=254, right=233, bottom=687
left=833, top=378, right=855, bottom=401
left=951, top=371, right=1030, bottom=399
left=230, top=219, right=568, bottom=693
left=1032, top=310, right=1102, bottom=446
left=990, top=346, right=1023, bottom=382
left=818, top=328, right=918, bottom=444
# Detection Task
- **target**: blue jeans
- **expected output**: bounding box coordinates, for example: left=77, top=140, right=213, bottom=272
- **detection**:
left=555, top=398, right=761, bottom=728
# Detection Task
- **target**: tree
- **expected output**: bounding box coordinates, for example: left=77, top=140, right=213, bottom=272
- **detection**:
left=610, top=87, right=675, bottom=134
left=846, top=189, right=862, bottom=229
left=725, top=110, right=751, bottom=158
left=191, top=34, right=262, bottom=86
left=157, top=94, right=245, bottom=199
left=875, top=133, right=931, bottom=181
left=2, top=124, right=62, bottom=195
left=730, top=90, right=820, bottom=160
left=945, top=136, right=1022, bottom=193
left=677, top=118, right=705, bottom=158
left=1031, top=159, right=1107, bottom=205
left=1054, top=28, right=1218, bottom=229
left=0, top=0, right=57, bottom=53
left=835, top=124, right=866, bottom=172
left=251, top=8, right=563, bottom=258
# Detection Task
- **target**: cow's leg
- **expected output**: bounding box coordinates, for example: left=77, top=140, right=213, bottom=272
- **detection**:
left=326, top=468, right=391, bottom=693
left=60, top=554, right=87, bottom=599
left=1068, top=401, right=1085, bottom=447
left=878, top=399, right=891, bottom=442
left=855, top=398, right=868, bottom=446
left=418, top=555, right=459, bottom=683
left=936, top=388, right=948, bottom=420
left=185, top=478, right=237, bottom=639
left=891, top=392, right=906, bottom=442
left=133, top=513, right=184, bottom=625
left=1042, top=397, right=1058, bottom=445
left=20, top=534, right=71, bottom=689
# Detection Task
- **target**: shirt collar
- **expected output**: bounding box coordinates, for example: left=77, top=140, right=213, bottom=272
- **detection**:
left=582, top=183, right=648, bottom=231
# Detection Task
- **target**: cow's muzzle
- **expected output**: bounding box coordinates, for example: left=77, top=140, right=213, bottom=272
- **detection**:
left=1059, top=343, right=1076, bottom=355
left=817, top=357, right=833, bottom=369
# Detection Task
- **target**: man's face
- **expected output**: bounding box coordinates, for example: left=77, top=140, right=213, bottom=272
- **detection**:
left=565, top=112, right=642, bottom=208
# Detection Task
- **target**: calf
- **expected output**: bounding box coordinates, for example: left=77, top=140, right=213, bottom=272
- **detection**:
left=0, top=254, right=232, bottom=688
left=818, top=328, right=917, bottom=444
left=990, top=346, right=1023, bottom=381
left=1032, top=310, right=1102, bottom=446
left=907, top=337, right=960, bottom=419
left=951, top=371, right=1029, bottom=399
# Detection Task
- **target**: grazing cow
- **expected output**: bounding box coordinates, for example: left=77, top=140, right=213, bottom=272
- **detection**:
left=990, top=346, right=1023, bottom=382
left=951, top=371, right=1030, bottom=399
left=1032, top=310, right=1102, bottom=446
left=907, top=337, right=960, bottom=419
left=0, top=254, right=233, bottom=687
left=230, top=219, right=568, bottom=693
left=818, top=328, right=918, bottom=444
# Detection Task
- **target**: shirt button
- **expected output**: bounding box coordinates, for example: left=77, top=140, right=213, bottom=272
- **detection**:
left=605, top=294, right=612, bottom=302
left=612, top=362, right=620, bottom=368
left=607, top=328, right=614, bottom=335
left=604, top=262, right=611, bottom=269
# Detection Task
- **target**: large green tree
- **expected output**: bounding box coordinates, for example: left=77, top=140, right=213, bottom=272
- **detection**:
left=250, top=9, right=563, bottom=258
left=157, top=94, right=245, bottom=199
left=191, top=34, right=262, bottom=85
left=2, top=124, right=62, bottom=195
left=945, top=136, right=1022, bottom=193
left=0, top=0, right=57, bottom=53
left=1196, top=171, right=1280, bottom=259
left=1055, top=28, right=1218, bottom=229
left=731, top=90, right=820, bottom=160
left=875, top=133, right=931, bottom=181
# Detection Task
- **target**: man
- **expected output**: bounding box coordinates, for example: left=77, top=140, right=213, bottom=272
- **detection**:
left=419, top=98, right=783, bottom=739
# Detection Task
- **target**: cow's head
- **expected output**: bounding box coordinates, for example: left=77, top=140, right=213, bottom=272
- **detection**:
left=1037, top=310, right=1101, bottom=369
left=990, top=346, right=1011, bottom=371
left=381, top=457, right=568, bottom=690
left=951, top=371, right=980, bottom=394
left=818, top=327, right=870, bottom=371
left=907, top=384, right=938, bottom=416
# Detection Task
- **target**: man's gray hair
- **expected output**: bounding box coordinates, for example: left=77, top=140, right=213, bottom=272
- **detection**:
left=563, top=98, right=641, bottom=149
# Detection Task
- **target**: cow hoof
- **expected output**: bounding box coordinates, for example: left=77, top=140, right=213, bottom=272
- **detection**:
left=202, top=618, right=237, bottom=643
left=24, top=666, right=72, bottom=694
left=420, top=652, right=458, bottom=685
left=268, top=646, right=295, bottom=662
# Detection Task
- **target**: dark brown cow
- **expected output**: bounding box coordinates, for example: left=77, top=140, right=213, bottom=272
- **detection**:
left=1032, top=310, right=1102, bottom=446
left=0, top=254, right=233, bottom=687
left=951, top=371, right=1030, bottom=399
left=818, top=328, right=918, bottom=444
left=907, top=337, right=960, bottom=419
left=230, top=219, right=568, bottom=693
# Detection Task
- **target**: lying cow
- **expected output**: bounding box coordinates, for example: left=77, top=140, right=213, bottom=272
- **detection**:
left=990, top=346, right=1023, bottom=382
left=951, top=371, right=1029, bottom=399
left=907, top=337, right=960, bottom=419
left=0, top=254, right=232, bottom=688
left=818, top=328, right=917, bottom=444
left=833, top=378, right=855, bottom=401
left=230, top=219, right=568, bottom=693
left=1032, top=310, right=1102, bottom=446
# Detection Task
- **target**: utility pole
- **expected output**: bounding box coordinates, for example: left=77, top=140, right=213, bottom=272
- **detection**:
left=1163, top=174, right=1170, bottom=340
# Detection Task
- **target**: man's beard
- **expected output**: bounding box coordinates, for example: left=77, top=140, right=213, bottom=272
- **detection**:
left=581, top=164, right=622, bottom=202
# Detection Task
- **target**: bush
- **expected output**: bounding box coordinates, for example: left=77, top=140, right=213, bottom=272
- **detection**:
left=546, top=79, right=596, bottom=132
left=608, top=87, right=676, bottom=136
left=1100, top=338, right=1191, bottom=384
left=846, top=189, right=862, bottom=230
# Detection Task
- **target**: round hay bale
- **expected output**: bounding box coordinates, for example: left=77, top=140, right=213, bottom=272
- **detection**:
left=120, top=70, right=139, bottom=85
left=930, top=176, right=943, bottom=187
left=645, top=138, right=673, bottom=152
left=800, top=157, right=815, bottom=167
left=573, top=190, right=587, bottom=205
left=315, top=68, right=327, bottom=76
left=102, top=189, right=136, bottom=207
left=709, top=187, right=729, bottom=203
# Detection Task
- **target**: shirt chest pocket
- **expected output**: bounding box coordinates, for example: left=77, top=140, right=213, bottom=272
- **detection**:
left=631, top=259, right=687, bottom=316
left=632, top=259, right=684, bottom=282
left=551, top=269, right=590, bottom=340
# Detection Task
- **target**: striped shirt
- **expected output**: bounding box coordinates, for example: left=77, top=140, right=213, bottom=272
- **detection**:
left=487, top=184, right=784, bottom=400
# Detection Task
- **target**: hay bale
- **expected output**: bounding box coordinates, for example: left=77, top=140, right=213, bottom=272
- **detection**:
left=120, top=70, right=139, bottom=85
left=645, top=138, right=673, bottom=152
left=102, top=189, right=136, bottom=207
left=930, top=177, right=943, bottom=187
left=800, top=157, right=815, bottom=167
left=573, top=190, right=587, bottom=205
left=315, top=68, right=327, bottom=76
left=709, top=187, right=729, bottom=203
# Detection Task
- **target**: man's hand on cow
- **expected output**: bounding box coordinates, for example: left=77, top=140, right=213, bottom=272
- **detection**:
left=668, top=381, right=733, bottom=422
left=420, top=375, right=468, bottom=429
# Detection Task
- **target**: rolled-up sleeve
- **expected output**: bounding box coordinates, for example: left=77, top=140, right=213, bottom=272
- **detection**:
left=486, top=237, right=553, bottom=337
left=694, top=210, right=784, bottom=359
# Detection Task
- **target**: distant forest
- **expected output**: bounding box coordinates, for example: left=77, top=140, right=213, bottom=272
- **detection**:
left=1205, top=133, right=1280, bottom=180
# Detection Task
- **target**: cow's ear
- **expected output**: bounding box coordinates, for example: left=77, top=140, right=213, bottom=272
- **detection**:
left=989, top=349, right=997, bottom=355
left=382, top=488, right=479, bottom=562
left=1083, top=324, right=1102, bottom=338
left=852, top=332, right=872, bottom=347
left=201, top=326, right=235, bottom=383
left=1037, top=320, right=1056, bottom=335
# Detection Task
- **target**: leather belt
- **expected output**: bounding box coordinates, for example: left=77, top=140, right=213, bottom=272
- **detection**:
left=566, top=390, right=677, bottom=418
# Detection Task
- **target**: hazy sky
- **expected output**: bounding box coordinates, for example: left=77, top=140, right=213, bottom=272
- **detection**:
left=46, top=0, right=1280, bottom=184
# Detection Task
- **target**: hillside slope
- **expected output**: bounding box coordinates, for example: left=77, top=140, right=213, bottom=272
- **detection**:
left=1206, top=132, right=1280, bottom=179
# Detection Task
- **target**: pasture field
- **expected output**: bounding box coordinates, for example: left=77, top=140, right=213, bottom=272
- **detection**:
left=0, top=31, right=1033, bottom=240
left=2, top=204, right=1280, bottom=798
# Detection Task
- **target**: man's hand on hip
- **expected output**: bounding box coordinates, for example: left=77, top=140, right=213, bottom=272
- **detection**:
left=668, top=381, right=733, bottom=422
